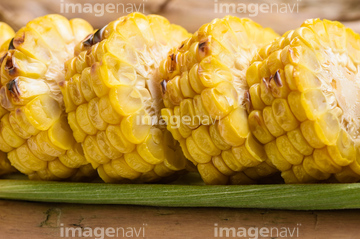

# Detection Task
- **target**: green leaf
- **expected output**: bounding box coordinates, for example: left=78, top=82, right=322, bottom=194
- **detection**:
left=0, top=180, right=360, bottom=210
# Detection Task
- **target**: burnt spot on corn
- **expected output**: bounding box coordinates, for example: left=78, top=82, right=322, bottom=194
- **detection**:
left=7, top=77, right=20, bottom=101
left=273, top=70, right=283, bottom=87
left=82, top=26, right=107, bottom=48
left=168, top=53, right=177, bottom=73
left=5, top=54, right=18, bottom=76
left=244, top=91, right=252, bottom=113
left=8, top=38, right=15, bottom=50
left=0, top=52, right=8, bottom=65
left=160, top=80, right=167, bottom=94
left=82, top=34, right=93, bottom=48
left=58, top=81, right=66, bottom=88
left=178, top=43, right=185, bottom=50
left=13, top=33, right=25, bottom=48
left=262, top=77, right=269, bottom=89
left=198, top=38, right=210, bottom=58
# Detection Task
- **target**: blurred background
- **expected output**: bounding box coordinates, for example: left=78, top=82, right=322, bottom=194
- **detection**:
left=0, top=0, right=360, bottom=34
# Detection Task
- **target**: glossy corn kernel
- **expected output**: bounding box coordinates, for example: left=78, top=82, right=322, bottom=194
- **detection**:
left=0, top=22, right=16, bottom=176
left=160, top=17, right=279, bottom=184
left=61, top=13, right=191, bottom=183
left=247, top=19, right=360, bottom=183
left=0, top=15, right=96, bottom=181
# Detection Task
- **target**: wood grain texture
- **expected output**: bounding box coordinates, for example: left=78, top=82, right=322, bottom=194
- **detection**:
left=0, top=0, right=360, bottom=34
left=1, top=200, right=360, bottom=239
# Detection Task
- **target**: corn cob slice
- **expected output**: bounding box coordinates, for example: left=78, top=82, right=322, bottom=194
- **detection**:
left=160, top=16, right=279, bottom=184
left=247, top=19, right=360, bottom=183
left=60, top=13, right=191, bottom=183
left=0, top=22, right=17, bottom=176
left=0, top=15, right=97, bottom=181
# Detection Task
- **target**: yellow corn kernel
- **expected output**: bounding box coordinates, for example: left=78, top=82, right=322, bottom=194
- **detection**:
left=276, top=135, right=304, bottom=165
left=186, top=136, right=211, bottom=164
left=313, top=147, right=342, bottom=174
left=264, top=141, right=291, bottom=171
left=218, top=107, right=249, bottom=146
left=248, top=110, right=274, bottom=144
left=198, top=162, right=228, bottom=185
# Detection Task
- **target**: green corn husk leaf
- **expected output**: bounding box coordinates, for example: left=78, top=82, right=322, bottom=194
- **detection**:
left=0, top=177, right=360, bottom=210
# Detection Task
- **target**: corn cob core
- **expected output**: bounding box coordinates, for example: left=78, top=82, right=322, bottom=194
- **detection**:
left=0, top=22, right=16, bottom=176
left=159, top=16, right=279, bottom=184
left=61, top=13, right=191, bottom=183
left=247, top=19, right=360, bottom=183
left=0, top=15, right=96, bottom=181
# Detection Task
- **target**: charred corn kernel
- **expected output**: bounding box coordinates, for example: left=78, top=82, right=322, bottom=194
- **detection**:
left=62, top=13, right=190, bottom=182
left=160, top=16, right=278, bottom=184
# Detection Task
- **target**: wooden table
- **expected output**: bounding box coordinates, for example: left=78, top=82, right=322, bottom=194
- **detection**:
left=1, top=200, right=360, bottom=239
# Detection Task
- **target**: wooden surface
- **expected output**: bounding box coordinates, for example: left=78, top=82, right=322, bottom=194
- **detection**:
left=0, top=0, right=360, bottom=34
left=1, top=200, right=360, bottom=239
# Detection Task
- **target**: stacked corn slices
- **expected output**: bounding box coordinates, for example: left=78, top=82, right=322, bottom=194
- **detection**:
left=60, top=13, right=192, bottom=183
left=246, top=19, right=360, bottom=183
left=0, top=15, right=97, bottom=181
left=159, top=16, right=280, bottom=185
left=0, top=22, right=16, bottom=176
